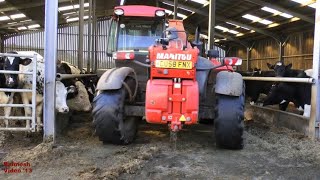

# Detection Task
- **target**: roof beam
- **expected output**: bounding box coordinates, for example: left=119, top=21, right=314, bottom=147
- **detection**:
left=245, top=0, right=314, bottom=24
left=159, top=0, right=281, bottom=41
left=0, top=21, right=38, bottom=29
left=215, top=32, right=249, bottom=47
left=158, top=0, right=208, bottom=16
left=215, top=16, right=281, bottom=42
left=0, top=0, right=71, bottom=12
left=184, top=21, right=249, bottom=47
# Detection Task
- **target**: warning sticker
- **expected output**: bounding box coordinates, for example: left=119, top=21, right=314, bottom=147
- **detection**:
left=179, top=115, right=186, bottom=121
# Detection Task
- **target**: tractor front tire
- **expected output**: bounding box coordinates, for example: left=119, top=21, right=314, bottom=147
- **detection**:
left=92, top=85, right=138, bottom=145
left=214, top=89, right=245, bottom=149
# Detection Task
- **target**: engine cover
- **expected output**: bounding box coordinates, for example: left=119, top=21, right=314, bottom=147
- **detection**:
left=145, top=79, right=199, bottom=127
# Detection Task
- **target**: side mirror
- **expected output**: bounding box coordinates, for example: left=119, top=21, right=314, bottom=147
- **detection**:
left=207, top=49, right=219, bottom=58
left=223, top=57, right=242, bottom=66
left=107, top=52, right=113, bottom=57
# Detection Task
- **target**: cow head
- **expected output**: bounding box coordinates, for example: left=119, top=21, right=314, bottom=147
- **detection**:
left=66, top=81, right=92, bottom=112
left=55, top=81, right=70, bottom=113
left=267, top=61, right=292, bottom=77
left=252, top=68, right=262, bottom=76
left=66, top=85, right=79, bottom=99
left=3, top=52, right=32, bottom=88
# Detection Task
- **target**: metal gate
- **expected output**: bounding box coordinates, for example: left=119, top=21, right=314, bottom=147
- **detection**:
left=0, top=53, right=38, bottom=132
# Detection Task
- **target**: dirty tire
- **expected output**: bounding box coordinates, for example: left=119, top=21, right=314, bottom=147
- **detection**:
left=92, top=78, right=138, bottom=145
left=214, top=87, right=245, bottom=150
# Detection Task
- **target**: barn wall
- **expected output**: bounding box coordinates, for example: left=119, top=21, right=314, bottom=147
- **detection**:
left=2, top=19, right=114, bottom=70
left=229, top=30, right=314, bottom=71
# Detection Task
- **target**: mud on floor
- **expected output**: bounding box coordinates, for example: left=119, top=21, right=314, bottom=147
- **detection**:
left=1, top=115, right=320, bottom=180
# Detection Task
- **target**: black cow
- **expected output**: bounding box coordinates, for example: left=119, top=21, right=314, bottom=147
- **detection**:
left=267, top=61, right=304, bottom=77
left=241, top=68, right=275, bottom=105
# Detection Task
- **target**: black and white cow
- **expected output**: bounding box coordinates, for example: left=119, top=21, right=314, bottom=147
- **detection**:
left=263, top=81, right=311, bottom=117
left=263, top=66, right=312, bottom=117
left=0, top=57, right=15, bottom=128
left=1, top=51, right=72, bottom=130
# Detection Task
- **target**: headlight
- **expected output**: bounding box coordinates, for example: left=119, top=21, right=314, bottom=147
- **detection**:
left=155, top=10, right=165, bottom=17
left=114, top=9, right=124, bottom=15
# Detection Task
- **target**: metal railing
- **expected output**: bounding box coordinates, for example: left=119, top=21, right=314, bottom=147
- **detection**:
left=242, top=74, right=315, bottom=119
left=243, top=76, right=315, bottom=84
left=0, top=53, right=38, bottom=132
left=56, top=73, right=97, bottom=81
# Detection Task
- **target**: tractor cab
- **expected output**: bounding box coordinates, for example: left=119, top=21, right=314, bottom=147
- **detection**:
left=107, top=5, right=166, bottom=57
left=107, top=5, right=166, bottom=84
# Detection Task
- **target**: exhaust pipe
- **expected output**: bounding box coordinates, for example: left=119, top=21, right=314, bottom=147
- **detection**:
left=192, top=25, right=203, bottom=54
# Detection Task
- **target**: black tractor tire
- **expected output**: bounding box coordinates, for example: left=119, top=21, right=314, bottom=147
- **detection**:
left=92, top=78, right=139, bottom=145
left=214, top=86, right=245, bottom=150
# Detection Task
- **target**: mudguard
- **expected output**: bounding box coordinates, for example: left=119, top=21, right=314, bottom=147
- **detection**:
left=196, top=56, right=212, bottom=98
left=215, top=71, right=243, bottom=96
left=196, top=56, right=215, bottom=70
left=196, top=70, right=209, bottom=99
left=96, top=67, right=137, bottom=91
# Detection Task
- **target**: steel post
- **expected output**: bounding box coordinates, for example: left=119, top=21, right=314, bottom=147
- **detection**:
left=279, top=41, right=284, bottom=63
left=44, top=0, right=58, bottom=142
left=92, top=0, right=97, bottom=73
left=246, top=47, right=251, bottom=71
left=78, top=0, right=84, bottom=70
left=31, top=54, right=37, bottom=131
left=87, top=0, right=92, bottom=72
left=310, top=0, right=320, bottom=140
left=0, top=35, right=4, bottom=53
left=208, top=0, right=216, bottom=50
left=174, top=0, right=178, bottom=19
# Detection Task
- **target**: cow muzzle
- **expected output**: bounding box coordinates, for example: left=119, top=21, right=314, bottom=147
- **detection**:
left=58, top=106, right=69, bottom=113
left=6, top=78, right=16, bottom=88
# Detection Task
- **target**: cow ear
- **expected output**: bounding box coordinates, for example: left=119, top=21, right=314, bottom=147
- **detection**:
left=19, top=58, right=32, bottom=66
left=267, top=63, right=274, bottom=69
left=286, top=63, right=292, bottom=69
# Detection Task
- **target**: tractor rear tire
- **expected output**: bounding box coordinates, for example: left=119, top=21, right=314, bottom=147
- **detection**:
left=92, top=79, right=139, bottom=145
left=214, top=87, right=245, bottom=150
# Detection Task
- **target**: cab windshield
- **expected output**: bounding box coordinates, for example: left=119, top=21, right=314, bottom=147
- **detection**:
left=117, top=17, right=164, bottom=51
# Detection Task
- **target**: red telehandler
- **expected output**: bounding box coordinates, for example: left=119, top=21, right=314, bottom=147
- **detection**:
left=93, top=5, right=245, bottom=149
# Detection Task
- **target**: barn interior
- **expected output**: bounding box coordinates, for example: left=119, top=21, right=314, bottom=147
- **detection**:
left=0, top=0, right=319, bottom=179
left=0, top=0, right=316, bottom=71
